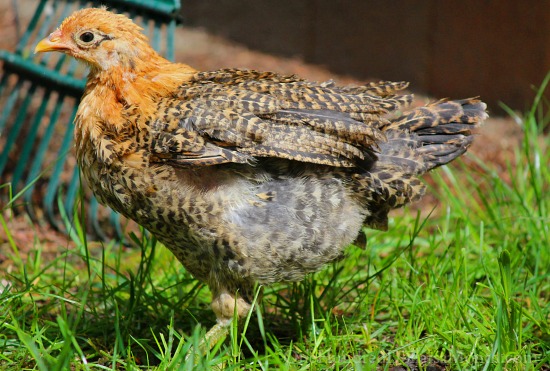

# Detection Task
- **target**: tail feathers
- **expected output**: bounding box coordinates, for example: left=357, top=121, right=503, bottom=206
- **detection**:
left=415, top=138, right=473, bottom=169
left=389, top=98, right=487, bottom=132
left=382, top=97, right=487, bottom=173
left=362, top=98, right=487, bottom=230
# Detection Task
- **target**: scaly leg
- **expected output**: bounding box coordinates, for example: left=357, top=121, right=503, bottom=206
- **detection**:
left=188, top=290, right=252, bottom=356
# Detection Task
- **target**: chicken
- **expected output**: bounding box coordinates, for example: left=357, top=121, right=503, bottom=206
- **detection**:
left=34, top=7, right=487, bottom=348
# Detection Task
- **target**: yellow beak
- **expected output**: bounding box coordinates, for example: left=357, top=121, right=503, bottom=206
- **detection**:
left=34, top=30, right=67, bottom=53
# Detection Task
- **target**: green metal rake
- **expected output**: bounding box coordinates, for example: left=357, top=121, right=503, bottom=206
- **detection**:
left=0, top=0, right=180, bottom=240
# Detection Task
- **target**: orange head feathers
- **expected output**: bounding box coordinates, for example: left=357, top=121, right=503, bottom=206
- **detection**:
left=35, top=7, right=196, bottom=108
left=35, top=7, right=161, bottom=72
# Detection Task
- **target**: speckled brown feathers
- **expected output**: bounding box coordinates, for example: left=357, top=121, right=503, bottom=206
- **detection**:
left=35, top=8, right=488, bottom=330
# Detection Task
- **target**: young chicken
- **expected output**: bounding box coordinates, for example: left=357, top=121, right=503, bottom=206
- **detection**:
left=35, top=7, right=487, bottom=347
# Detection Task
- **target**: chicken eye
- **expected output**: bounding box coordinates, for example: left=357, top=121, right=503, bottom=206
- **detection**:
left=79, top=32, right=95, bottom=43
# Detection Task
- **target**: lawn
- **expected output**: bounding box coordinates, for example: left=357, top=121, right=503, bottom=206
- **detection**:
left=1, top=84, right=549, bottom=370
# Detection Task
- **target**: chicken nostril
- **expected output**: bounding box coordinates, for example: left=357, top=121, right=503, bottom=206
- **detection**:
left=48, top=29, right=62, bottom=43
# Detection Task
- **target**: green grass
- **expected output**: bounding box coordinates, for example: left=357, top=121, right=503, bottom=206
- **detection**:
left=1, top=87, right=549, bottom=370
